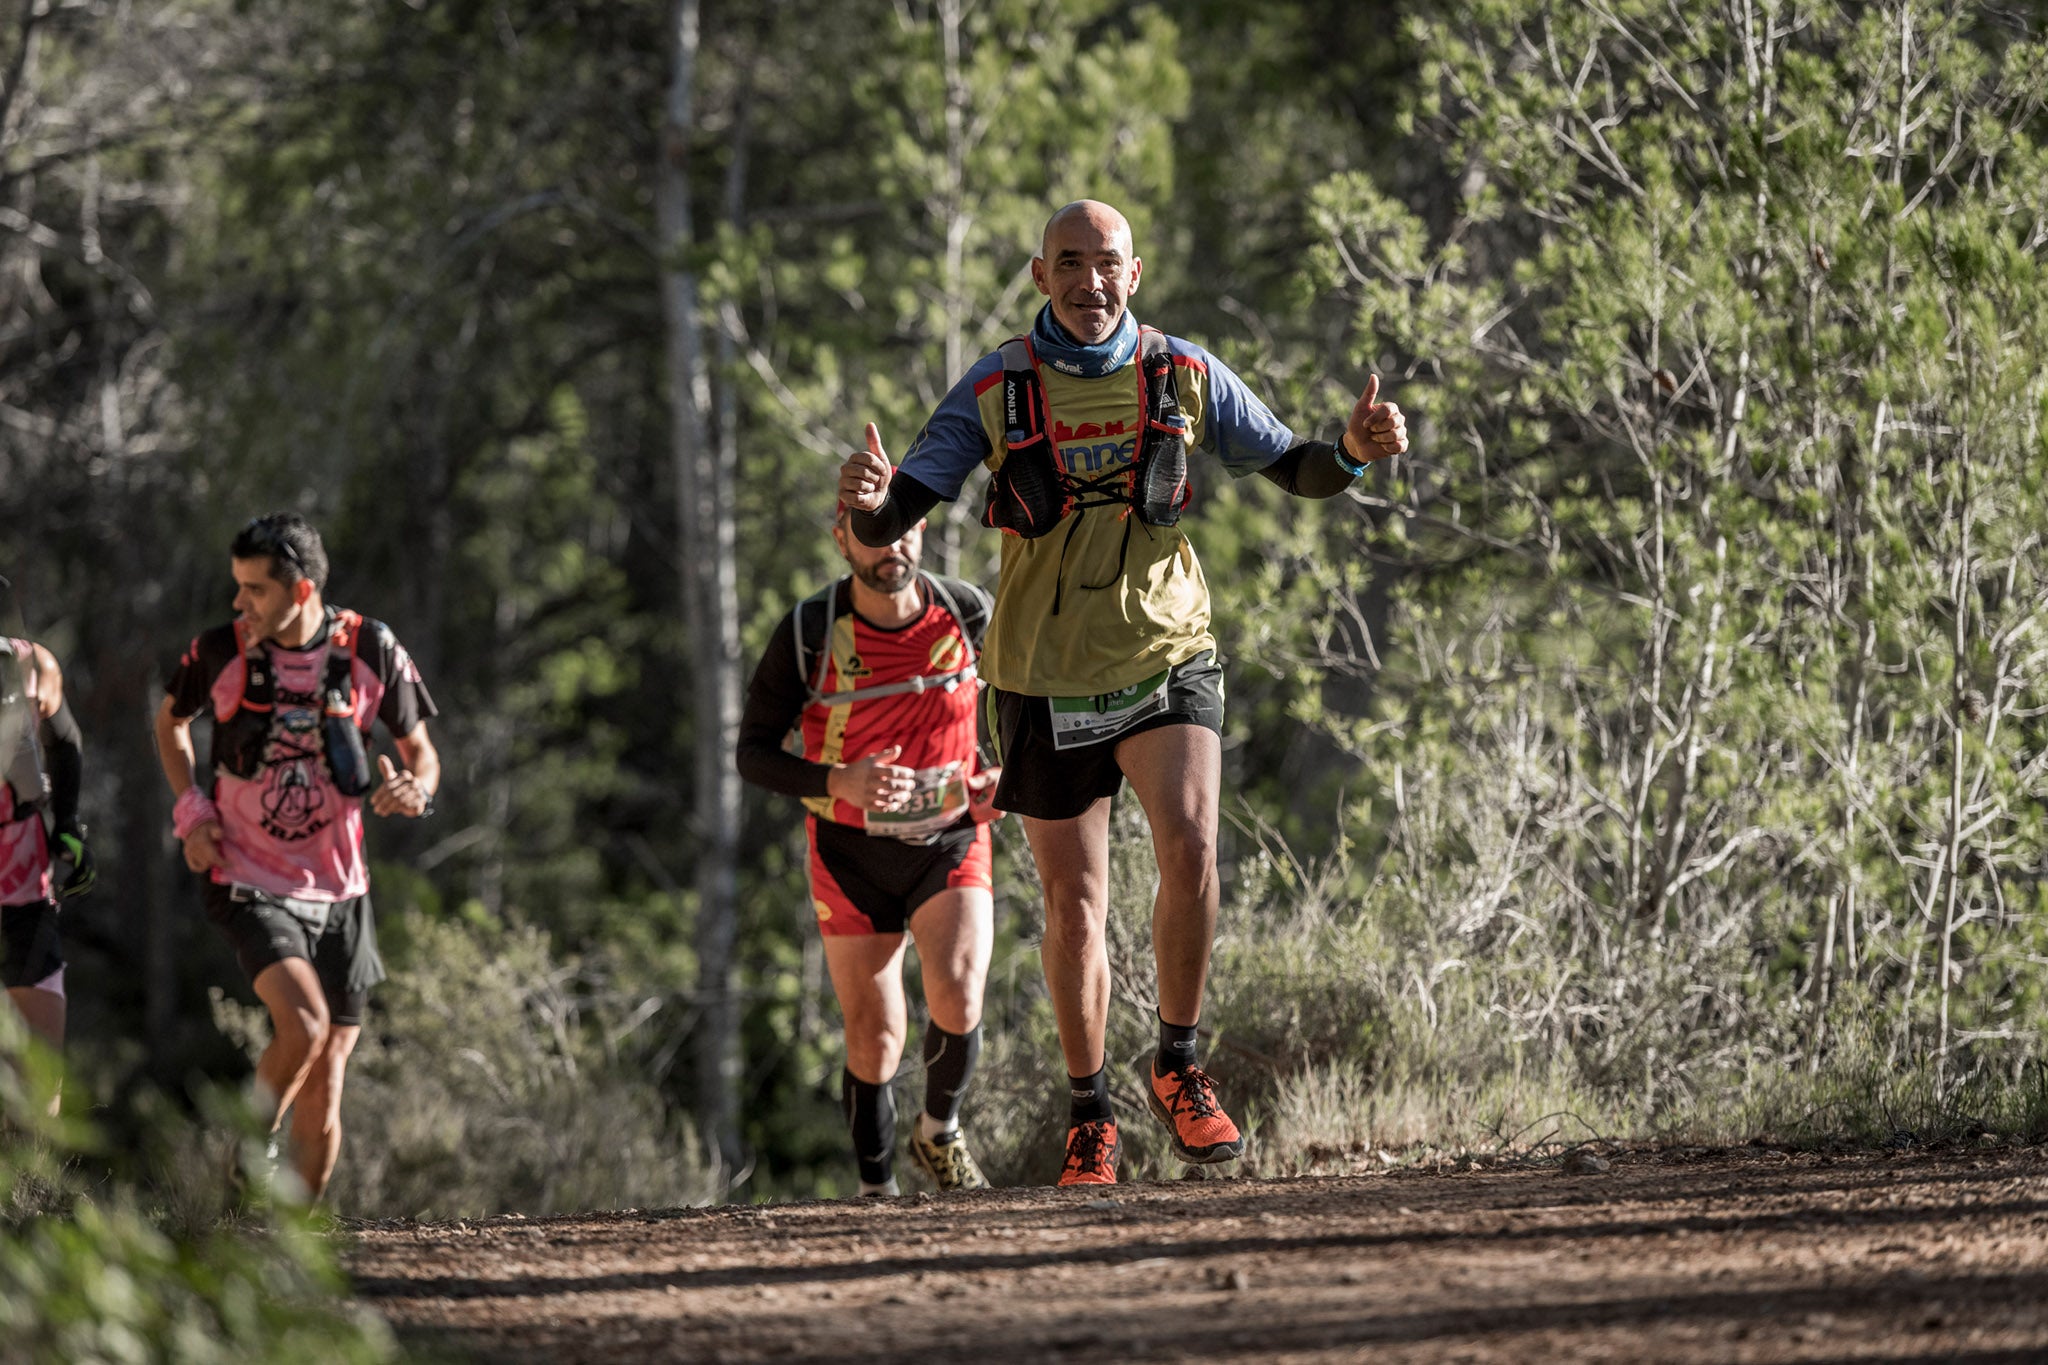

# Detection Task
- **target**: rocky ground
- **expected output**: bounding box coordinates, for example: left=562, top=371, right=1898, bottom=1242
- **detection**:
left=348, top=1143, right=2048, bottom=1363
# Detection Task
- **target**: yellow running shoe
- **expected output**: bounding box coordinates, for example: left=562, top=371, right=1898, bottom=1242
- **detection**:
left=909, top=1125, right=990, bottom=1191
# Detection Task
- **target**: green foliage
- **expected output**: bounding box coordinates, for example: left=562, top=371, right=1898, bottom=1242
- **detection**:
left=1279, top=0, right=2048, bottom=1127
left=0, top=1018, right=392, bottom=1365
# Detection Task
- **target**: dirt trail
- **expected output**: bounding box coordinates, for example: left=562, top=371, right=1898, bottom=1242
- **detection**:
left=348, top=1145, right=2048, bottom=1363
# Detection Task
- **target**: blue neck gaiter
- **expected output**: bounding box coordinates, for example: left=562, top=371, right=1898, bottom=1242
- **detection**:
left=1030, top=303, right=1139, bottom=379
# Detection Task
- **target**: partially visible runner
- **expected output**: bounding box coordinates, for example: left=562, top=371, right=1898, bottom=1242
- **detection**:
left=153, top=514, right=440, bottom=1203
left=840, top=200, right=1408, bottom=1185
left=1, top=633, right=94, bottom=1112
left=736, top=507, right=1000, bottom=1195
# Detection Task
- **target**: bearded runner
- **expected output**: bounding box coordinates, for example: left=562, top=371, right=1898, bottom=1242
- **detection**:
left=737, top=505, right=999, bottom=1197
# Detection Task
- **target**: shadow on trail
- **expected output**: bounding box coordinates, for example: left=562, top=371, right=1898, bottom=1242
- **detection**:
left=391, top=1273, right=2048, bottom=1364
left=351, top=1192, right=2048, bottom=1302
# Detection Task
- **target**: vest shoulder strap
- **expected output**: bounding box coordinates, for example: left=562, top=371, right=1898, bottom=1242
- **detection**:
left=1138, top=327, right=1184, bottom=420
left=324, top=609, right=365, bottom=716
left=230, top=619, right=273, bottom=716
left=790, top=579, right=847, bottom=707
left=998, top=336, right=1047, bottom=453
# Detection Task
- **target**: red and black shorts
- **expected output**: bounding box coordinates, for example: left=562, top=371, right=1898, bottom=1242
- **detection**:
left=806, top=816, right=991, bottom=937
left=202, top=879, right=386, bottom=1027
left=986, top=651, right=1225, bottom=821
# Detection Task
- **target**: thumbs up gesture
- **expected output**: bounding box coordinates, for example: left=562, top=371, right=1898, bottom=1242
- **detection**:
left=1342, top=374, right=1409, bottom=464
left=371, top=753, right=432, bottom=818
left=837, top=423, right=894, bottom=515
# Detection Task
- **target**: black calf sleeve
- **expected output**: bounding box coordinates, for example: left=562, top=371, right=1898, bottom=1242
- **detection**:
left=841, top=1068, right=896, bottom=1186
left=922, top=1022, right=981, bottom=1126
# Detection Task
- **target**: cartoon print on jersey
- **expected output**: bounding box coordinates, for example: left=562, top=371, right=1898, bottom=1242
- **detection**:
left=257, top=683, right=334, bottom=841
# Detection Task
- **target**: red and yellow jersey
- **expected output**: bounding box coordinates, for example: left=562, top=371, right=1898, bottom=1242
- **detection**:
left=738, top=575, right=991, bottom=840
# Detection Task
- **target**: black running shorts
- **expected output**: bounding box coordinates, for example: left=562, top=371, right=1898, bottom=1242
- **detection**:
left=0, top=899, right=63, bottom=990
left=807, top=816, right=992, bottom=937
left=201, top=879, right=386, bottom=1027
left=987, top=651, right=1225, bottom=821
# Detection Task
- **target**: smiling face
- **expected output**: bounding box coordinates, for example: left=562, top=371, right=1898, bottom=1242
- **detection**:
left=1031, top=201, right=1141, bottom=345
left=230, top=555, right=315, bottom=644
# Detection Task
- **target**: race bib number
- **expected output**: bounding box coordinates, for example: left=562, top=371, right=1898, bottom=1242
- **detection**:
left=865, top=762, right=969, bottom=843
left=1049, top=671, right=1169, bottom=751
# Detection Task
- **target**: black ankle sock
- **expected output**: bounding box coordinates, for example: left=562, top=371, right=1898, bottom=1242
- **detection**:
left=1156, top=1015, right=1199, bottom=1075
left=1068, top=1065, right=1113, bottom=1125
left=841, top=1068, right=896, bottom=1186
left=922, top=1022, right=981, bottom=1127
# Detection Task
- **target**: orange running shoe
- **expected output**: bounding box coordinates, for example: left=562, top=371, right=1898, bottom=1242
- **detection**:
left=1057, top=1118, right=1121, bottom=1186
left=1146, top=1063, right=1244, bottom=1163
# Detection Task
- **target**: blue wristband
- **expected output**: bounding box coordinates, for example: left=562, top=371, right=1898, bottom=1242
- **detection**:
left=1332, top=431, right=1370, bottom=477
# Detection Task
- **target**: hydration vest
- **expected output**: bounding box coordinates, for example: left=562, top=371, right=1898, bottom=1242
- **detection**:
left=980, top=326, right=1191, bottom=538
left=212, top=608, right=376, bottom=797
left=791, top=574, right=981, bottom=713
left=980, top=327, right=1191, bottom=615
left=0, top=647, right=48, bottom=814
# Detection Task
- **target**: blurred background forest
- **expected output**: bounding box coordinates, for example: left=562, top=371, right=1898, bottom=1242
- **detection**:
left=3, top=0, right=2048, bottom=1235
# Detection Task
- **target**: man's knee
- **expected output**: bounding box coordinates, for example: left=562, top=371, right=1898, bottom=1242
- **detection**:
left=270, top=1003, right=331, bottom=1062
left=924, top=974, right=985, bottom=1033
left=1041, top=895, right=1108, bottom=956
left=1152, top=812, right=1220, bottom=889
left=844, top=1030, right=905, bottom=1084
left=297, top=1036, right=356, bottom=1109
left=1157, top=843, right=1219, bottom=898
left=841, top=997, right=904, bottom=1075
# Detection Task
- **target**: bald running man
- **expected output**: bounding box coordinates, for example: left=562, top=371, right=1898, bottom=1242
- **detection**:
left=840, top=200, right=1408, bottom=1184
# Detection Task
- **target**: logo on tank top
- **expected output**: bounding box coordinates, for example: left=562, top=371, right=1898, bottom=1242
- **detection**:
left=814, top=899, right=833, bottom=923
left=258, top=684, right=333, bottom=842
left=929, top=635, right=966, bottom=672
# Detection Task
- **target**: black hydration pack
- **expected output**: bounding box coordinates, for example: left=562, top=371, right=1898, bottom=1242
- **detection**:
left=213, top=608, right=376, bottom=798
left=980, top=326, right=1191, bottom=538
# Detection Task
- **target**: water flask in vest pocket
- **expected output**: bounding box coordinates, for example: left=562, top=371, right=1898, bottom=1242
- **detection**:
left=323, top=690, right=375, bottom=797
left=1135, top=417, right=1189, bottom=526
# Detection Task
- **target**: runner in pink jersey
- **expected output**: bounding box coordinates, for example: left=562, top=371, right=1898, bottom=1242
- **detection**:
left=154, top=513, right=440, bottom=1203
left=2, top=633, right=91, bottom=1109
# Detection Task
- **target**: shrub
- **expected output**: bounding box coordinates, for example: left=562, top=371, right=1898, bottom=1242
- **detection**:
left=0, top=1014, right=393, bottom=1365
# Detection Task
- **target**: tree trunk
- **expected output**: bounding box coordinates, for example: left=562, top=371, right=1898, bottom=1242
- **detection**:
left=659, top=0, right=744, bottom=1183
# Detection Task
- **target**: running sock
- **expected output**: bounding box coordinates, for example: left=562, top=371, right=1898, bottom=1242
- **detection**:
left=921, top=1022, right=981, bottom=1134
left=841, top=1068, right=897, bottom=1188
left=1156, top=1014, right=1200, bottom=1076
left=1068, top=1065, right=1113, bottom=1125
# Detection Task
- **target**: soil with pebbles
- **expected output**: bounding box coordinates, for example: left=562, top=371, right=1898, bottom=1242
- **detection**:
left=347, top=1143, right=2048, bottom=1363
